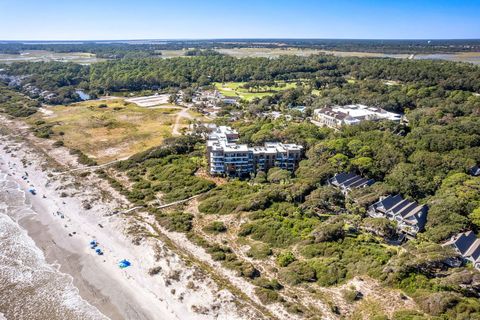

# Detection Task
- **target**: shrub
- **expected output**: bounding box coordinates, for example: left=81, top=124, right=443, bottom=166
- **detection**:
left=52, top=140, right=64, bottom=148
left=239, top=203, right=319, bottom=247
left=156, top=211, right=193, bottom=233
left=278, top=261, right=316, bottom=285
left=70, top=149, right=97, bottom=166
left=361, top=217, right=397, bottom=239
left=267, top=167, right=291, bottom=184
left=299, top=237, right=393, bottom=285
left=247, top=243, right=273, bottom=260
left=342, top=288, right=363, bottom=302
left=391, top=310, right=425, bottom=320
left=285, top=302, right=308, bottom=315
left=199, top=181, right=259, bottom=215
left=0, top=86, right=40, bottom=117
left=415, top=291, right=460, bottom=316
left=253, top=277, right=283, bottom=291
left=206, top=245, right=231, bottom=261
left=203, top=221, right=227, bottom=234
left=254, top=287, right=280, bottom=304
left=223, top=258, right=260, bottom=279
left=146, top=155, right=215, bottom=202
left=312, top=222, right=345, bottom=243
left=32, top=123, right=54, bottom=138
left=78, top=171, right=91, bottom=178
left=276, top=251, right=296, bottom=267
left=311, top=258, right=348, bottom=286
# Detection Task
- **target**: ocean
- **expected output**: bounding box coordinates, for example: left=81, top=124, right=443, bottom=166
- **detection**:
left=0, top=170, right=108, bottom=320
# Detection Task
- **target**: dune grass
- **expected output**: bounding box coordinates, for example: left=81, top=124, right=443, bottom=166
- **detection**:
left=33, top=99, right=179, bottom=163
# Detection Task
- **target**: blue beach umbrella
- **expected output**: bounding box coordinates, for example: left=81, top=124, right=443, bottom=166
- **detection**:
left=118, top=259, right=132, bottom=268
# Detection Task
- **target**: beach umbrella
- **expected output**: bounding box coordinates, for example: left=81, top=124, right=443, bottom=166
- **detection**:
left=118, top=259, right=132, bottom=268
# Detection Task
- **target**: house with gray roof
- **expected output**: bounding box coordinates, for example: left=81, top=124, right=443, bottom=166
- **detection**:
left=470, top=165, right=480, bottom=176
left=443, top=231, right=480, bottom=270
left=368, top=194, right=428, bottom=237
left=328, top=172, right=375, bottom=195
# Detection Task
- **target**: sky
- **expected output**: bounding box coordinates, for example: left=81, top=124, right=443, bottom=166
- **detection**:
left=0, top=0, right=479, bottom=40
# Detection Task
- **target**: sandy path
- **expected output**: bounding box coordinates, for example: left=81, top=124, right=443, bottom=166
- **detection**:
left=172, top=108, right=193, bottom=136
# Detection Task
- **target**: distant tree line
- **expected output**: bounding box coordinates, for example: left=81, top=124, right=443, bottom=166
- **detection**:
left=2, top=39, right=480, bottom=55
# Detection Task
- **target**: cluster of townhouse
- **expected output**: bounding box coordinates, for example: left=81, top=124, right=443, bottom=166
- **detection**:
left=441, top=168, right=480, bottom=270
left=313, top=104, right=402, bottom=129
left=368, top=194, right=428, bottom=237
left=327, top=164, right=480, bottom=260
left=444, top=231, right=480, bottom=270
left=206, top=126, right=303, bottom=176
left=328, top=172, right=375, bottom=195
left=328, top=172, right=428, bottom=238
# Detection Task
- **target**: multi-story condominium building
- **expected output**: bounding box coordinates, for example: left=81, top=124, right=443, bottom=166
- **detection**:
left=313, top=104, right=402, bottom=129
left=368, top=194, right=428, bottom=237
left=328, top=172, right=375, bottom=195
left=443, top=231, right=480, bottom=270
left=206, top=126, right=303, bottom=176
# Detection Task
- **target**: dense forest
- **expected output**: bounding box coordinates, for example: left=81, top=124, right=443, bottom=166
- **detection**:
left=1, top=54, right=479, bottom=105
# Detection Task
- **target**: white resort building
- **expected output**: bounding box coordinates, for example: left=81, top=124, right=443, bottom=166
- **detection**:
left=313, top=104, right=402, bottom=129
left=206, top=126, right=303, bottom=176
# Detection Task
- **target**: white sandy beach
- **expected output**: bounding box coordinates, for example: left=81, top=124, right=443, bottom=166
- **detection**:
left=0, top=116, right=255, bottom=320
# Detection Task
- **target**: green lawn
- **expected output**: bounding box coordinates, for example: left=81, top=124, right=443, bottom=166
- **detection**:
left=213, top=81, right=298, bottom=101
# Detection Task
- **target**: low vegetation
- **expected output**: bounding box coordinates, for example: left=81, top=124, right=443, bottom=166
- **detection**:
left=0, top=84, right=39, bottom=117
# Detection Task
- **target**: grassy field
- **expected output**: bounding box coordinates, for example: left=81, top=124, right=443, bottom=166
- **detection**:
left=214, top=81, right=298, bottom=101
left=33, top=99, right=181, bottom=163
left=0, top=50, right=105, bottom=64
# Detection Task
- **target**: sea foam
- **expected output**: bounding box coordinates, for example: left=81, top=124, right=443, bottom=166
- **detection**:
left=0, top=165, right=108, bottom=320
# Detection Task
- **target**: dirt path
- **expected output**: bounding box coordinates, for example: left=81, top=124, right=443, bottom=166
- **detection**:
left=172, top=107, right=194, bottom=136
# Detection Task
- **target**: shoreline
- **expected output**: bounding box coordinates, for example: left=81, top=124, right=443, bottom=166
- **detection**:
left=0, top=117, right=253, bottom=320
left=18, top=212, right=123, bottom=320
left=1, top=148, right=160, bottom=320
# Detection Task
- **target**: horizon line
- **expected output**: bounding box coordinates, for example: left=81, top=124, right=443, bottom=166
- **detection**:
left=1, top=37, right=480, bottom=43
